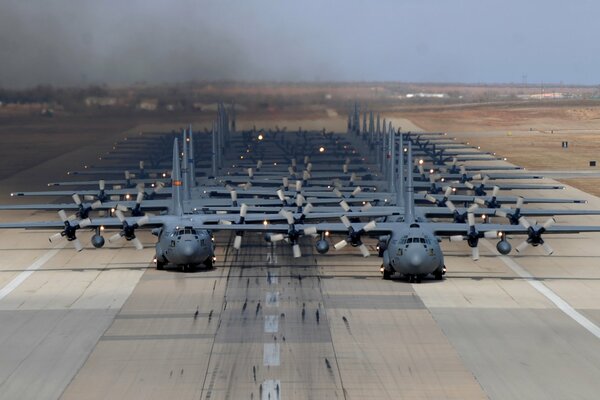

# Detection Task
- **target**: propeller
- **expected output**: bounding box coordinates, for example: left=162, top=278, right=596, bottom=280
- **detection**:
left=108, top=210, right=149, bottom=250
left=495, top=196, right=524, bottom=225
left=515, top=217, right=555, bottom=255
left=474, top=185, right=501, bottom=208
left=425, top=186, right=453, bottom=207
left=446, top=200, right=478, bottom=223
left=449, top=212, right=498, bottom=260
left=49, top=209, right=91, bottom=252
left=71, top=193, right=101, bottom=220
left=333, top=217, right=377, bottom=257
left=84, top=179, right=109, bottom=202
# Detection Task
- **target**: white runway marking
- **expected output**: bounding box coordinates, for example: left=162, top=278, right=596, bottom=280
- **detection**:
left=483, top=240, right=600, bottom=340
left=267, top=271, right=278, bottom=285
left=261, top=379, right=281, bottom=400
left=266, top=291, right=280, bottom=307
left=264, top=315, right=279, bottom=333
left=263, top=343, right=280, bottom=366
left=0, top=247, right=62, bottom=301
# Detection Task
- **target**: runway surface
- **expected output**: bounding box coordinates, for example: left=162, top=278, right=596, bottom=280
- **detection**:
left=1, top=120, right=600, bottom=399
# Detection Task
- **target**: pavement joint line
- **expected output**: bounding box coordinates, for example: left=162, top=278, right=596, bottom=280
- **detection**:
left=483, top=240, right=600, bottom=340
left=0, top=243, right=65, bottom=301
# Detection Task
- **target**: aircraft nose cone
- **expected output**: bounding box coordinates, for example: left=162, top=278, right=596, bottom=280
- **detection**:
left=408, top=252, right=424, bottom=268
left=182, top=243, right=195, bottom=257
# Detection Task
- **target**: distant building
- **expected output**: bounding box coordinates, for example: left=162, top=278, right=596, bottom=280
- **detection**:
left=406, top=93, right=446, bottom=99
left=138, top=99, right=158, bottom=111
left=84, top=97, right=117, bottom=107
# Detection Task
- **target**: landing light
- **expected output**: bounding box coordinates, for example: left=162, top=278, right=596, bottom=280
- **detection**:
left=430, top=169, right=434, bottom=174
left=319, top=146, right=326, bottom=153
left=100, top=226, right=105, bottom=231
left=258, top=134, right=264, bottom=141
left=125, top=194, right=131, bottom=200
left=263, top=220, right=268, bottom=226
left=240, top=155, right=244, bottom=159
left=325, top=231, right=330, bottom=237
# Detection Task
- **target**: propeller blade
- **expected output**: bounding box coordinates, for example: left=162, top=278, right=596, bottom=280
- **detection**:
left=58, top=209, right=68, bottom=222
left=474, top=198, right=486, bottom=206
left=49, top=232, right=63, bottom=243
left=450, top=235, right=464, bottom=242
left=519, top=217, right=531, bottom=229
left=131, top=237, right=143, bottom=250
left=306, top=162, right=313, bottom=172
left=282, top=177, right=289, bottom=188
left=362, top=220, right=377, bottom=232
left=230, top=190, right=238, bottom=203
left=295, top=180, right=302, bottom=192
left=467, top=213, right=475, bottom=227
left=136, top=191, right=144, bottom=205
left=515, top=240, right=530, bottom=253
left=467, top=203, right=479, bottom=213
left=446, top=200, right=457, bottom=212
left=339, top=200, right=351, bottom=212
left=278, top=209, right=294, bottom=225
left=91, top=200, right=102, bottom=209
left=303, top=203, right=314, bottom=215
left=351, top=187, right=362, bottom=197
left=492, top=186, right=500, bottom=197
left=72, top=194, right=82, bottom=205
left=340, top=215, right=351, bottom=228
left=471, top=246, right=480, bottom=261
left=240, top=203, right=248, bottom=219
left=276, top=189, right=286, bottom=202
left=136, top=215, right=150, bottom=226
left=516, top=196, right=524, bottom=209
left=542, top=242, right=554, bottom=255
left=256, top=160, right=263, bottom=170
left=233, top=235, right=242, bottom=250
left=333, top=188, right=343, bottom=198
left=83, top=195, right=95, bottom=201
left=115, top=210, right=126, bottom=222
left=334, top=240, right=348, bottom=250
left=296, top=194, right=305, bottom=207
left=342, top=164, right=349, bottom=174
left=73, top=238, right=83, bottom=252
left=109, top=233, right=123, bottom=243
left=425, top=194, right=437, bottom=204
left=304, top=155, right=309, bottom=164
left=78, top=218, right=92, bottom=228
left=465, top=182, right=475, bottom=190
left=99, top=180, right=105, bottom=190
left=359, top=244, right=370, bottom=257
left=542, top=218, right=556, bottom=230
left=484, top=230, right=498, bottom=239
left=302, top=170, right=310, bottom=181
left=292, top=244, right=302, bottom=258
left=471, top=173, right=482, bottom=180
left=496, top=210, right=508, bottom=218
left=444, top=186, right=453, bottom=197
left=116, top=204, right=128, bottom=212
left=360, top=202, right=372, bottom=212
left=270, top=233, right=285, bottom=242
left=303, top=226, right=317, bottom=236
left=247, top=167, right=254, bottom=178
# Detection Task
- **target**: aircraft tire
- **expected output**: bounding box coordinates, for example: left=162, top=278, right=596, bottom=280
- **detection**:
left=382, top=268, right=391, bottom=280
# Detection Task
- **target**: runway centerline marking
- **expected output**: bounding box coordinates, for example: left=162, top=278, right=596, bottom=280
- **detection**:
left=264, top=315, right=279, bottom=333
left=263, top=343, right=280, bottom=366
left=483, top=240, right=600, bottom=340
left=261, top=379, right=281, bottom=400
left=0, top=246, right=63, bottom=301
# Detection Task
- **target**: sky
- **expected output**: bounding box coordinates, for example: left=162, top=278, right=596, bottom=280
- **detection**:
left=0, top=0, right=599, bottom=88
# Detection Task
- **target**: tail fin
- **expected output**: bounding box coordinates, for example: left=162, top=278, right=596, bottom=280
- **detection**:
left=396, top=130, right=404, bottom=208
left=404, top=140, right=415, bottom=223
left=171, top=138, right=183, bottom=216
left=188, top=124, right=195, bottom=190
left=181, top=129, right=190, bottom=200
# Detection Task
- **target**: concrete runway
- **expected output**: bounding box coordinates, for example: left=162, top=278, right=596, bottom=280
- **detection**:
left=1, top=122, right=600, bottom=399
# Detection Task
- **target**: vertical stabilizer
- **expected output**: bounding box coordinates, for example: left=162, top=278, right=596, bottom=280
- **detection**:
left=188, top=124, right=196, bottom=191
left=181, top=129, right=190, bottom=200
left=388, top=125, right=396, bottom=193
left=171, top=138, right=183, bottom=216
left=396, top=131, right=404, bottom=208
left=404, top=141, right=415, bottom=223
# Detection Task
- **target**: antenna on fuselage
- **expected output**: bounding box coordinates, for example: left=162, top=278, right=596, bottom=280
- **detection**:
left=171, top=138, right=183, bottom=216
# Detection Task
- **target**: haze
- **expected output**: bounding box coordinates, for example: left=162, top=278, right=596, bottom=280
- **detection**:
left=1, top=0, right=599, bottom=88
